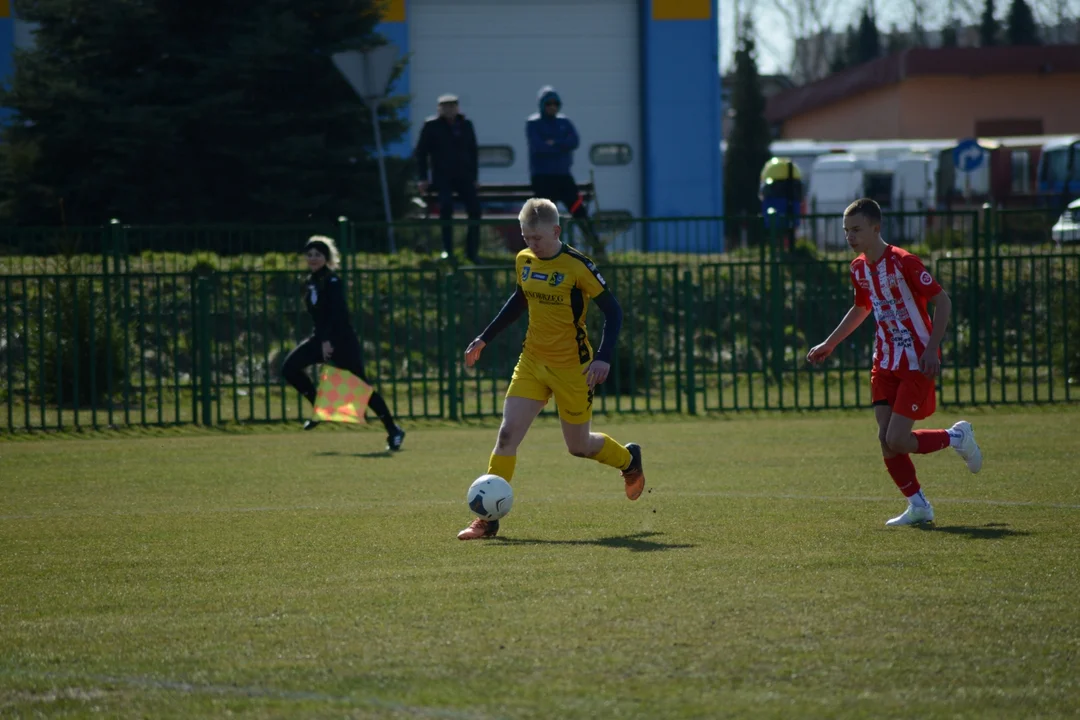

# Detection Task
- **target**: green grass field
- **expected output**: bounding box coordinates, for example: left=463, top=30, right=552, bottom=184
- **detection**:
left=2, top=409, right=1079, bottom=719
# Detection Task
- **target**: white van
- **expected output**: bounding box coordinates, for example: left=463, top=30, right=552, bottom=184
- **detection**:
left=805, top=153, right=935, bottom=249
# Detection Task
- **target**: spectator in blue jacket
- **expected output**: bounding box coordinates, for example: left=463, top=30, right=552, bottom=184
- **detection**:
left=526, top=87, right=597, bottom=248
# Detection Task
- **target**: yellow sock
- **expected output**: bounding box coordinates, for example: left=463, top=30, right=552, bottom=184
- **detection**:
left=488, top=453, right=516, bottom=482
left=592, top=434, right=631, bottom=471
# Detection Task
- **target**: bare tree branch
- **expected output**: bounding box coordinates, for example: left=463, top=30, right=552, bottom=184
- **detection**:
left=1030, top=0, right=1080, bottom=42
left=763, top=0, right=844, bottom=82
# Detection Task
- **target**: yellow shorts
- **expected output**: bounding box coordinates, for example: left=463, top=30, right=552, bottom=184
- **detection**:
left=506, top=353, right=594, bottom=424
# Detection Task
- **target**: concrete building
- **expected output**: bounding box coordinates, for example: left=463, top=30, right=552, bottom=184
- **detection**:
left=378, top=0, right=723, bottom=220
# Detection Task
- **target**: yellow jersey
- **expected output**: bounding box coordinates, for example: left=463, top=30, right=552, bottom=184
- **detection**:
left=515, top=243, right=609, bottom=368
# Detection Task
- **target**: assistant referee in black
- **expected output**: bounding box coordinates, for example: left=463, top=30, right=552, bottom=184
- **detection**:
left=281, top=236, right=406, bottom=451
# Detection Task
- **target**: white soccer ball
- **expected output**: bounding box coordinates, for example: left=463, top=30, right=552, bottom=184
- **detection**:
left=466, top=474, right=514, bottom=521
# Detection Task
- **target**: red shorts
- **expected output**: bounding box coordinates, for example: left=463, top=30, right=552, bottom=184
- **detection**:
left=871, top=366, right=936, bottom=420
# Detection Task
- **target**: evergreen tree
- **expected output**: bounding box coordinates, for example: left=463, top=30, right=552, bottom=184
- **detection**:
left=980, top=0, right=1001, bottom=46
left=723, top=18, right=772, bottom=221
left=829, top=27, right=855, bottom=74
left=886, top=23, right=908, bottom=55
left=0, top=0, right=409, bottom=225
left=855, top=7, right=882, bottom=64
left=1006, top=0, right=1040, bottom=45
left=941, top=21, right=960, bottom=47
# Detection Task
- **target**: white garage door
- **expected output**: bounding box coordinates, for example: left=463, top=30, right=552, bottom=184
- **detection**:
left=409, top=0, right=642, bottom=217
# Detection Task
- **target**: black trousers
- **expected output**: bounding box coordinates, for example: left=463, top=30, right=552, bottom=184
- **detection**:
left=437, top=178, right=482, bottom=259
left=531, top=173, right=598, bottom=247
left=282, top=335, right=395, bottom=431
left=531, top=174, right=590, bottom=219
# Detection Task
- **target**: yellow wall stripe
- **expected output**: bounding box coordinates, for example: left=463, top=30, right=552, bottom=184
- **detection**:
left=652, top=0, right=711, bottom=21
left=382, top=0, right=405, bottom=23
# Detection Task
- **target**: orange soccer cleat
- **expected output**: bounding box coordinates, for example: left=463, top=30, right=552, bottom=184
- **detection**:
left=621, top=443, right=645, bottom=500
left=457, top=518, right=500, bottom=540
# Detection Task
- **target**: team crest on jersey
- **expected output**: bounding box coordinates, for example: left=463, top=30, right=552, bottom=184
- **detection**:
left=521, top=266, right=531, bottom=282
left=547, top=272, right=564, bottom=287
left=919, top=271, right=933, bottom=286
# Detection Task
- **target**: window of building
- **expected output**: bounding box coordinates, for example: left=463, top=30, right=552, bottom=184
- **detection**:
left=1011, top=150, right=1031, bottom=194
left=478, top=145, right=514, bottom=168
left=590, top=144, right=633, bottom=166
left=974, top=118, right=1043, bottom=136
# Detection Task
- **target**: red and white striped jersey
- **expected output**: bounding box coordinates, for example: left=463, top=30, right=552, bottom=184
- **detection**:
left=850, top=245, right=942, bottom=371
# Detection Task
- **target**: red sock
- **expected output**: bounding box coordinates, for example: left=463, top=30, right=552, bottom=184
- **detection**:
left=883, top=454, right=921, bottom=497
left=913, top=429, right=951, bottom=454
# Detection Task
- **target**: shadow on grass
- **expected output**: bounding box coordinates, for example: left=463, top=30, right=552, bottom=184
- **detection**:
left=313, top=451, right=392, bottom=459
left=917, top=522, right=1031, bottom=540
left=495, top=531, right=695, bottom=552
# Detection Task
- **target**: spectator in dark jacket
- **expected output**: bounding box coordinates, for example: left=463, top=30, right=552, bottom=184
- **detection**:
left=281, top=236, right=405, bottom=451
left=526, top=87, right=594, bottom=232
left=415, top=94, right=482, bottom=264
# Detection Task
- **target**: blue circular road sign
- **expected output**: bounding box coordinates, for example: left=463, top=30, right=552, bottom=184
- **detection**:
left=953, top=138, right=985, bottom=173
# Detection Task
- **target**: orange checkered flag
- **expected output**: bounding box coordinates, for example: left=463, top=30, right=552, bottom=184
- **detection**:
left=313, top=367, right=373, bottom=424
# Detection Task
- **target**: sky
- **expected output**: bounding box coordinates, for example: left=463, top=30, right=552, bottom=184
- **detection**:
left=719, top=0, right=1080, bottom=75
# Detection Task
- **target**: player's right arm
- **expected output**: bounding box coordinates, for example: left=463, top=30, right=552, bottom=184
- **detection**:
left=465, top=287, right=527, bottom=367
left=807, top=305, right=872, bottom=364
left=807, top=267, right=872, bottom=364
left=465, top=257, right=529, bottom=368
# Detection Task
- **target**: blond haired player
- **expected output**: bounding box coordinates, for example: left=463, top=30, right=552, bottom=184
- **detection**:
left=807, top=198, right=982, bottom=526
left=458, top=199, right=645, bottom=540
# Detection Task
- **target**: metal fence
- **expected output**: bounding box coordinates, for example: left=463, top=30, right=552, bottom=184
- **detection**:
left=3, top=206, right=1077, bottom=277
left=3, top=248, right=1077, bottom=431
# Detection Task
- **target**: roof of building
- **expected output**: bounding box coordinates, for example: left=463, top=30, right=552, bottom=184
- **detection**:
left=765, top=45, right=1080, bottom=124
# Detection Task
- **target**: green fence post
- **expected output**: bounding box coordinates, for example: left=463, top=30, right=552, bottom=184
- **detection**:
left=982, top=204, right=995, bottom=399
left=435, top=271, right=446, bottom=419
left=446, top=271, right=460, bottom=421
left=196, top=276, right=213, bottom=426
left=103, top=224, right=116, bottom=426
left=682, top=269, right=696, bottom=415
left=767, top=210, right=784, bottom=384
left=338, top=216, right=352, bottom=287
left=110, top=218, right=127, bottom=274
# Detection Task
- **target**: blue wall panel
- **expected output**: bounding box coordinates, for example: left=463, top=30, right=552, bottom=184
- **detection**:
left=375, top=20, right=411, bottom=159
left=641, top=0, right=723, bottom=248
left=0, top=18, right=14, bottom=122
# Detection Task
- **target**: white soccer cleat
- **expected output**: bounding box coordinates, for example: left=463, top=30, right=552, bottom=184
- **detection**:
left=885, top=502, right=935, bottom=527
left=951, top=420, right=983, bottom=474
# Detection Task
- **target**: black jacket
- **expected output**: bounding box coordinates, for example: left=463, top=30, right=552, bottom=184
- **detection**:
left=304, top=268, right=353, bottom=343
left=414, top=114, right=478, bottom=185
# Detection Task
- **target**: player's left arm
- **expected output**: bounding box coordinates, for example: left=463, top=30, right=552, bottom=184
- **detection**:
left=574, top=258, right=618, bottom=387
left=903, top=256, right=949, bottom=376
left=591, top=291, right=622, bottom=364
left=583, top=290, right=621, bottom=388
left=921, top=289, right=951, bottom=376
